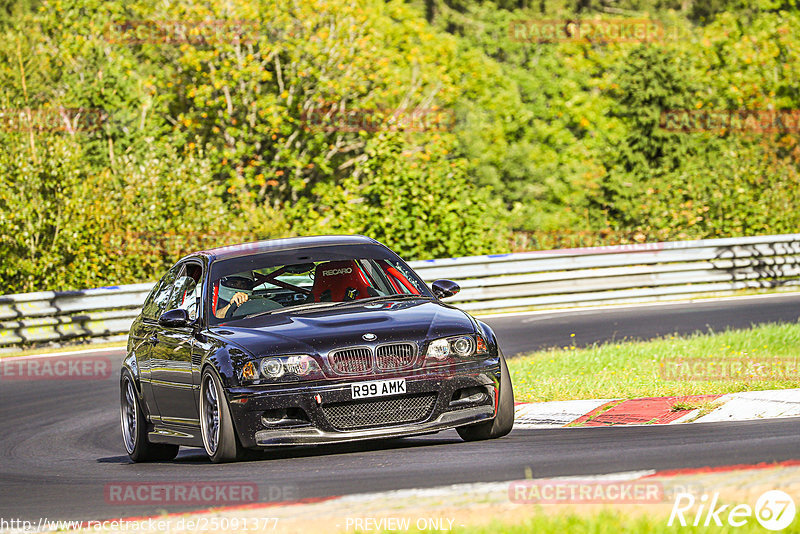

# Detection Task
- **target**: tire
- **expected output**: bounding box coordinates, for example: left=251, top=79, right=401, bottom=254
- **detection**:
left=457, top=354, right=515, bottom=442
left=120, top=371, right=180, bottom=462
left=200, top=367, right=244, bottom=463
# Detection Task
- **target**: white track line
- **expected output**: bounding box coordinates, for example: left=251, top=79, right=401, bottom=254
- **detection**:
left=474, top=291, right=800, bottom=319
left=338, top=469, right=658, bottom=504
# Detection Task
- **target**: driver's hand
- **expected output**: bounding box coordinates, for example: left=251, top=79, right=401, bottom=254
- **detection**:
left=231, top=292, right=250, bottom=306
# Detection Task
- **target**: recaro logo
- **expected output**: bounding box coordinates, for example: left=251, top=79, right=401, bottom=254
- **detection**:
left=322, top=268, right=352, bottom=276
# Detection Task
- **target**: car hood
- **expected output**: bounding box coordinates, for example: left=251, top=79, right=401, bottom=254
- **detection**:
left=206, top=299, right=476, bottom=357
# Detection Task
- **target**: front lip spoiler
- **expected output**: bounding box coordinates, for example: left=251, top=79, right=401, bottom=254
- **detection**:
left=253, top=405, right=494, bottom=446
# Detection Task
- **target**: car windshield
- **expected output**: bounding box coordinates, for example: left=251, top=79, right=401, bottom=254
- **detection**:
left=208, top=245, right=432, bottom=324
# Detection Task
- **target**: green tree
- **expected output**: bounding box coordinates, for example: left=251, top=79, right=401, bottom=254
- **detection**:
left=287, top=134, right=509, bottom=258
left=594, top=45, right=695, bottom=232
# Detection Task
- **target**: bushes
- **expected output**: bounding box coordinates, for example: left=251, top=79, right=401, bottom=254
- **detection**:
left=3, top=0, right=800, bottom=294
left=0, top=135, right=256, bottom=294
left=0, top=135, right=88, bottom=293
left=593, top=12, right=800, bottom=242
left=286, top=135, right=509, bottom=259
left=433, top=2, right=800, bottom=246
left=0, top=0, right=513, bottom=293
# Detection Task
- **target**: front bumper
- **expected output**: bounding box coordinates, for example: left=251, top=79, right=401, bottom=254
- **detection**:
left=226, top=359, right=500, bottom=448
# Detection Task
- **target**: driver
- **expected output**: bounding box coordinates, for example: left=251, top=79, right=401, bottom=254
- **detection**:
left=214, top=276, right=252, bottom=319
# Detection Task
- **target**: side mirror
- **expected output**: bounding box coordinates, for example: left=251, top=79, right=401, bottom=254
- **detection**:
left=431, top=279, right=460, bottom=299
left=158, top=308, right=191, bottom=327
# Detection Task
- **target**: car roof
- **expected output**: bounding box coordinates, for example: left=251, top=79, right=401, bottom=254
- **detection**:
left=188, top=234, right=381, bottom=262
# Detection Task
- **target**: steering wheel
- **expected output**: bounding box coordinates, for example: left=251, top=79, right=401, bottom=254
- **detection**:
left=224, top=301, right=239, bottom=320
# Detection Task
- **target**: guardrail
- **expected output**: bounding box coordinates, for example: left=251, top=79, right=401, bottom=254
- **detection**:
left=1, top=234, right=799, bottom=347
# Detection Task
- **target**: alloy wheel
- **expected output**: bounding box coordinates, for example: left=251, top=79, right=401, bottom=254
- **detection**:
left=120, top=377, right=138, bottom=454
left=200, top=374, right=220, bottom=455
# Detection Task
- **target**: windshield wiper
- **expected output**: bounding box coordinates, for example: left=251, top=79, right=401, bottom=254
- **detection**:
left=242, top=301, right=342, bottom=320
left=335, top=294, right=432, bottom=306
left=240, top=294, right=429, bottom=320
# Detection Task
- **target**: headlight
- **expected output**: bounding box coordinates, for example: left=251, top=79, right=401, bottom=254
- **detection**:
left=260, top=358, right=285, bottom=378
left=240, top=354, right=324, bottom=383
left=452, top=337, right=474, bottom=356
left=285, top=355, right=312, bottom=375
left=426, top=338, right=451, bottom=360
left=425, top=335, right=488, bottom=363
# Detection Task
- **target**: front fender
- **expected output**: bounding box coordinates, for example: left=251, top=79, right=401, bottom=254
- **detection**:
left=120, top=351, right=157, bottom=421
left=203, top=343, right=255, bottom=389
left=476, top=320, right=502, bottom=359
left=121, top=351, right=140, bottom=386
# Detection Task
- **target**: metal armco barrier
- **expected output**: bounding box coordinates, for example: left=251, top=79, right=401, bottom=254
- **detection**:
left=0, top=284, right=153, bottom=347
left=1, top=234, right=799, bottom=347
left=409, top=233, right=800, bottom=311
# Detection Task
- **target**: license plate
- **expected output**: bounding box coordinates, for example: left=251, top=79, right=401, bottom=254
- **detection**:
left=351, top=378, right=406, bottom=399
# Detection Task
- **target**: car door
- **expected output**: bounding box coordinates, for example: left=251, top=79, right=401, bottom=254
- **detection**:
left=134, top=263, right=182, bottom=420
left=149, top=262, right=203, bottom=426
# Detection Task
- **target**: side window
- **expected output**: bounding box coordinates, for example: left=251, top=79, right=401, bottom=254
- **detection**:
left=180, top=280, right=202, bottom=321
left=377, top=260, right=422, bottom=295
left=141, top=264, right=181, bottom=320
left=165, top=263, right=203, bottom=321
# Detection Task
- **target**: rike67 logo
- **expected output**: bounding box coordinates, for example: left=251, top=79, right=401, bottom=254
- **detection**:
left=669, top=490, right=796, bottom=531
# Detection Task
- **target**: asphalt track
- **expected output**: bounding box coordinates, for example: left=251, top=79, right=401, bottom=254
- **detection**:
left=485, top=293, right=800, bottom=356
left=1, top=294, right=799, bottom=521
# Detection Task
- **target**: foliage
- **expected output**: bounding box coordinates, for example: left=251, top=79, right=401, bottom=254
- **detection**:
left=593, top=44, right=697, bottom=233
left=0, top=0, right=509, bottom=293
left=428, top=2, right=620, bottom=232
left=0, top=134, right=88, bottom=292
left=0, top=133, right=241, bottom=293
left=286, top=134, right=509, bottom=259
left=2, top=0, right=800, bottom=293
left=592, top=8, right=800, bottom=241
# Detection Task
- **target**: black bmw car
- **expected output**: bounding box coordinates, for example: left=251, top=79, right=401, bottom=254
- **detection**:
left=120, top=235, right=514, bottom=463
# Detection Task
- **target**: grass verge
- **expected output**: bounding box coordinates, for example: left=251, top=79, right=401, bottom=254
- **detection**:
left=508, top=322, right=800, bottom=402
left=406, top=509, right=800, bottom=533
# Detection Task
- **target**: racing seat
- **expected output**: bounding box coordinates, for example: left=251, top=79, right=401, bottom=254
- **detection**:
left=311, top=260, right=377, bottom=302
